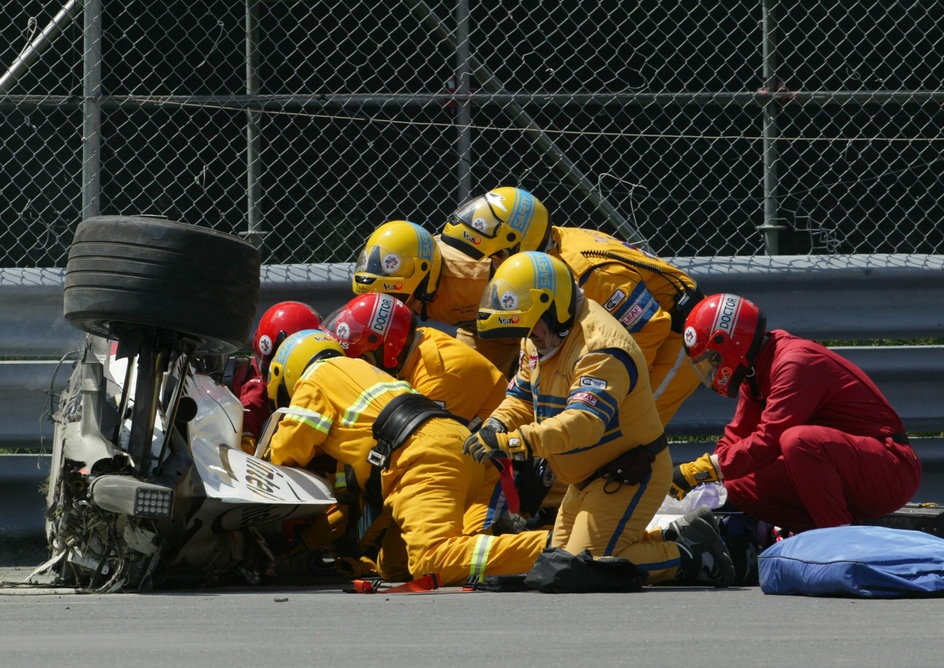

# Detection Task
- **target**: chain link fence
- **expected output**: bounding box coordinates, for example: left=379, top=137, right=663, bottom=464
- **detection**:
left=1, top=0, right=942, bottom=268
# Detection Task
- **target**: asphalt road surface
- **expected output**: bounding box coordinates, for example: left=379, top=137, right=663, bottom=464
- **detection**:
left=2, top=564, right=943, bottom=668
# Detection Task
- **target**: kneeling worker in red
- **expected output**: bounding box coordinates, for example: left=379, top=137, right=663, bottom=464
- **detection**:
left=672, top=293, right=921, bottom=533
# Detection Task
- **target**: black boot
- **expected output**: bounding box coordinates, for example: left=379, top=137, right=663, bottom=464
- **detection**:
left=663, top=505, right=718, bottom=542
left=674, top=513, right=736, bottom=587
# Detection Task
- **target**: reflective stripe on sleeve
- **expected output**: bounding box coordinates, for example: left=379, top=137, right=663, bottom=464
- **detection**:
left=340, top=381, right=415, bottom=427
left=284, top=404, right=333, bottom=434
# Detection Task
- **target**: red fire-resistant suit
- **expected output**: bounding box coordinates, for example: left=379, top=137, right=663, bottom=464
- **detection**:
left=238, top=357, right=269, bottom=441
left=716, top=330, right=921, bottom=532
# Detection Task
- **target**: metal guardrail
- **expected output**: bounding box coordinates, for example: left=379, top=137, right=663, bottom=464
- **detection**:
left=5, top=347, right=943, bottom=449
left=3, top=254, right=943, bottom=356
left=667, top=346, right=944, bottom=437
left=0, top=454, right=49, bottom=544
left=1, top=254, right=943, bottom=541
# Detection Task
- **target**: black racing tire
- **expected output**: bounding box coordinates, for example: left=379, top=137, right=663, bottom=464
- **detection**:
left=64, top=215, right=260, bottom=354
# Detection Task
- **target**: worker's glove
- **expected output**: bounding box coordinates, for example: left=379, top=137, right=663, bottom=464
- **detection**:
left=669, top=454, right=720, bottom=500
left=482, top=417, right=508, bottom=433
left=334, top=555, right=378, bottom=579
left=462, top=427, right=531, bottom=467
left=239, top=434, right=257, bottom=456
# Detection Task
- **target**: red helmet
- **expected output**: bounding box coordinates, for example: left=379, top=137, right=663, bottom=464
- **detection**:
left=323, top=293, right=416, bottom=373
left=683, top=293, right=767, bottom=397
left=252, top=301, right=322, bottom=374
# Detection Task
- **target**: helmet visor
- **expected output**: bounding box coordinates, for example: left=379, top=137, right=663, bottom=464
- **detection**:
left=690, top=349, right=723, bottom=388
left=352, top=244, right=417, bottom=299
left=321, top=307, right=370, bottom=359
left=476, top=277, right=540, bottom=339
left=442, top=198, right=511, bottom=260
left=354, top=244, right=418, bottom=279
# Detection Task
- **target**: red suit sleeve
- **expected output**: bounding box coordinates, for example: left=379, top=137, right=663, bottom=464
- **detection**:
left=714, top=355, right=828, bottom=480
left=239, top=360, right=271, bottom=439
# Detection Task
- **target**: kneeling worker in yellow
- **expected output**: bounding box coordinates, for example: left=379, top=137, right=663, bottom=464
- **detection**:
left=264, top=329, right=549, bottom=585
left=467, top=251, right=734, bottom=586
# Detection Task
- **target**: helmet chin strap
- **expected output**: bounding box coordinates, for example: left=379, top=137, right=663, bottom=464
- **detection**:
left=537, top=342, right=562, bottom=362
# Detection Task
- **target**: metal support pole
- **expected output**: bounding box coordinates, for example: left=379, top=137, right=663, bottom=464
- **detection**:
left=760, top=0, right=782, bottom=255
left=244, top=0, right=265, bottom=247
left=82, top=0, right=102, bottom=220
left=405, top=0, right=643, bottom=244
left=0, top=0, right=82, bottom=95
left=455, top=0, right=472, bottom=202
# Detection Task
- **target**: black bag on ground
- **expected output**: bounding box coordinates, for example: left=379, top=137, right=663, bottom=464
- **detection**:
left=863, top=502, right=944, bottom=537
left=476, top=573, right=531, bottom=592
left=523, top=548, right=646, bottom=593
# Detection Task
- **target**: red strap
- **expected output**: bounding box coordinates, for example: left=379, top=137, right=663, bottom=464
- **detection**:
left=383, top=572, right=441, bottom=593
left=351, top=572, right=441, bottom=594
left=496, top=458, right=521, bottom=515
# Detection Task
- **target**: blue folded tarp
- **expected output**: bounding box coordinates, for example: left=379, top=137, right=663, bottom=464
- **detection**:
left=758, top=525, right=944, bottom=597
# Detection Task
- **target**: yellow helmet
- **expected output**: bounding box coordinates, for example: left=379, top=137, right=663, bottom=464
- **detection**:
left=441, top=187, right=550, bottom=260
left=267, top=329, right=345, bottom=407
left=352, top=221, right=442, bottom=303
left=476, top=251, right=576, bottom=340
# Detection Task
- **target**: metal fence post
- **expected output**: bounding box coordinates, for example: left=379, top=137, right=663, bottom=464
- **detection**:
left=455, top=0, right=472, bottom=203
left=760, top=0, right=782, bottom=255
left=405, top=0, right=644, bottom=246
left=82, top=0, right=103, bottom=221
left=244, top=0, right=264, bottom=248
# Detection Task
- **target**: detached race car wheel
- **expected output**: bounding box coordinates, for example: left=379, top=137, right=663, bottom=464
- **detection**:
left=64, top=215, right=260, bottom=354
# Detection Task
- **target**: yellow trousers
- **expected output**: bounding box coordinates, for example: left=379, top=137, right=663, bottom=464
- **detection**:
left=551, top=447, right=680, bottom=584
left=382, top=419, right=549, bottom=585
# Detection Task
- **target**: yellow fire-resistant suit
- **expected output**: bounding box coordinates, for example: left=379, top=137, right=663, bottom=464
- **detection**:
left=488, top=299, right=682, bottom=583
left=369, top=325, right=508, bottom=577
left=401, top=326, right=507, bottom=428
left=267, top=356, right=549, bottom=585
left=423, top=239, right=519, bottom=377
left=549, top=226, right=701, bottom=425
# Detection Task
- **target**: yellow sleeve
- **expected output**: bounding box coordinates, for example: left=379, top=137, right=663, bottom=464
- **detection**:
left=488, top=349, right=536, bottom=430
left=517, top=349, right=632, bottom=459
left=476, top=376, right=510, bottom=424
left=267, top=380, right=334, bottom=467
left=580, top=264, right=672, bottom=371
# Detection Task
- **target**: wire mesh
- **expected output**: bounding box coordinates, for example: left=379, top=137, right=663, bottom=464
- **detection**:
left=0, top=0, right=941, bottom=268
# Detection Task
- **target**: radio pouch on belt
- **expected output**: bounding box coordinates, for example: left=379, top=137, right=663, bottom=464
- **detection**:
left=577, top=434, right=668, bottom=491
left=599, top=434, right=668, bottom=486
